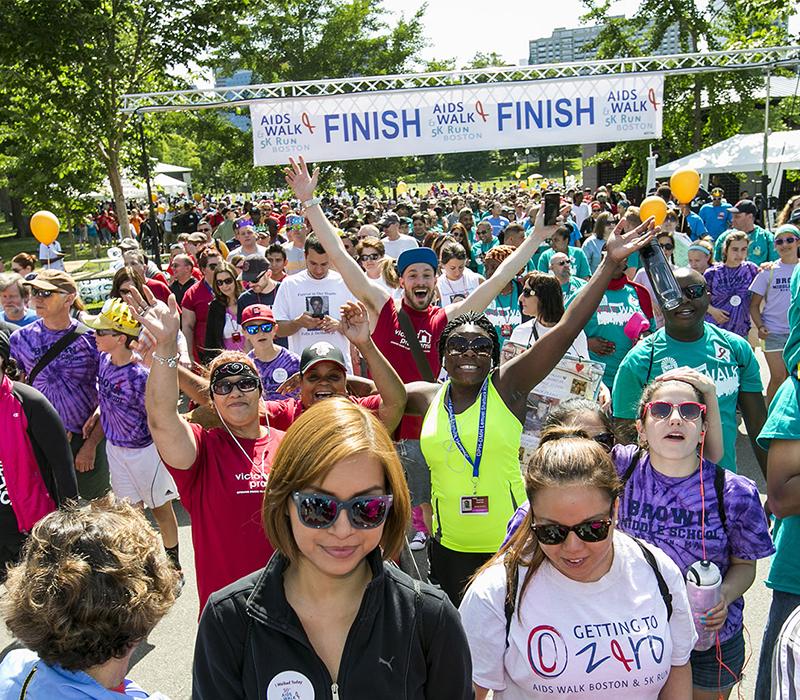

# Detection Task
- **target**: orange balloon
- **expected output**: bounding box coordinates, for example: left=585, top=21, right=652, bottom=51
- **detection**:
left=670, top=168, right=700, bottom=204
left=640, top=196, right=668, bottom=226
left=30, top=210, right=60, bottom=246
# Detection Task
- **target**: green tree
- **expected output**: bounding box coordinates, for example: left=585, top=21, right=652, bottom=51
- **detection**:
left=0, top=0, right=228, bottom=236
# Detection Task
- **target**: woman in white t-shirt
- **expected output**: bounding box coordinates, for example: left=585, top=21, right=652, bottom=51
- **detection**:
left=436, top=241, right=484, bottom=307
left=507, top=272, right=588, bottom=357
left=459, top=428, right=696, bottom=700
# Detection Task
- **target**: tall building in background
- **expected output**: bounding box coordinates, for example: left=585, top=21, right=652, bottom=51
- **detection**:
left=214, top=69, right=254, bottom=131
left=529, top=16, right=683, bottom=64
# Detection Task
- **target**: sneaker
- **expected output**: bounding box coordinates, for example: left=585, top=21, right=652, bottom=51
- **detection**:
left=409, top=531, right=427, bottom=551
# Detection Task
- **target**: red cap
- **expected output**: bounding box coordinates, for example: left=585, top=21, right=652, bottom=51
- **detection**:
left=591, top=201, right=602, bottom=211
left=241, top=304, right=274, bottom=325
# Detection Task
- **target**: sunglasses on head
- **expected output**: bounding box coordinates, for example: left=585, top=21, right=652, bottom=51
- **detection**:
left=292, top=492, right=393, bottom=529
left=531, top=508, right=614, bottom=545
left=681, top=283, right=707, bottom=300
left=445, top=335, right=494, bottom=356
left=644, top=400, right=706, bottom=421
left=360, top=253, right=381, bottom=262
left=244, top=322, right=274, bottom=335
left=775, top=237, right=798, bottom=246
left=31, top=289, right=65, bottom=298
left=211, top=376, right=261, bottom=396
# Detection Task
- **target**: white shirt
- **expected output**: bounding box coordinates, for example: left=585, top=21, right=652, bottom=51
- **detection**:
left=382, top=234, right=418, bottom=260
left=271, top=269, right=354, bottom=371
left=459, top=532, right=696, bottom=699
left=38, top=242, right=65, bottom=271
left=282, top=242, right=305, bottom=275
left=436, top=268, right=483, bottom=306
left=572, top=202, right=591, bottom=229
left=509, top=318, right=589, bottom=358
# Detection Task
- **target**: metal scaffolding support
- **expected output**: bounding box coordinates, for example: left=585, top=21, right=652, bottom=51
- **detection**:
left=122, top=46, right=800, bottom=113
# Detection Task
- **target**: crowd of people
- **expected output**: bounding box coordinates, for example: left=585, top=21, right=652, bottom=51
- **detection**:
left=0, top=156, right=799, bottom=699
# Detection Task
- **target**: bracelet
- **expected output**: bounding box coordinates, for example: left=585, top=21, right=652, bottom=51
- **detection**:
left=302, top=196, right=321, bottom=209
left=152, top=352, right=180, bottom=368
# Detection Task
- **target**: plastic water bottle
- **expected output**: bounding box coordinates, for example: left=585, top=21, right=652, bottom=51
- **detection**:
left=686, top=560, right=722, bottom=651
left=640, top=241, right=683, bottom=311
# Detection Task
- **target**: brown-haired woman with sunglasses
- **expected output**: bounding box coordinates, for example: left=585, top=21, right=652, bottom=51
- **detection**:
left=459, top=428, right=697, bottom=700
left=203, top=261, right=245, bottom=362
left=193, top=399, right=473, bottom=699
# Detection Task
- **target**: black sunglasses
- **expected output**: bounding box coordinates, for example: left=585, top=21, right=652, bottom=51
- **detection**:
left=211, top=376, right=261, bottom=395
left=31, top=289, right=66, bottom=298
left=521, top=288, right=535, bottom=297
left=244, top=322, right=274, bottom=335
left=292, top=492, right=393, bottom=529
left=445, top=335, right=493, bottom=356
left=531, top=507, right=614, bottom=545
left=660, top=243, right=675, bottom=251
left=682, top=283, right=707, bottom=300
left=216, top=277, right=235, bottom=286
left=359, top=253, right=381, bottom=262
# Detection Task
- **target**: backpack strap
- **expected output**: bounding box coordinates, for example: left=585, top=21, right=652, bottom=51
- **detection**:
left=504, top=559, right=519, bottom=648
left=632, top=537, right=673, bottom=621
left=620, top=448, right=644, bottom=487
left=27, top=322, right=89, bottom=385
left=396, top=306, right=435, bottom=382
left=713, top=465, right=727, bottom=531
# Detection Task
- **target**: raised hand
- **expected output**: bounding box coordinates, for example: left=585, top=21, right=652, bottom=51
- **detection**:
left=339, top=300, right=371, bottom=346
left=284, top=156, right=320, bottom=202
left=605, top=217, right=656, bottom=264
left=126, top=285, right=180, bottom=348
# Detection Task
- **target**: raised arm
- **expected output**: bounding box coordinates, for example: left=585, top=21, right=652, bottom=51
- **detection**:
left=129, top=286, right=198, bottom=470
left=494, top=218, right=656, bottom=414
left=447, top=208, right=552, bottom=319
left=340, top=301, right=406, bottom=432
left=284, top=157, right=389, bottom=323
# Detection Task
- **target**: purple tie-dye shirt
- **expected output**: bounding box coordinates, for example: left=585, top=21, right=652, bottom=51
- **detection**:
left=503, top=444, right=774, bottom=643
left=97, top=354, right=152, bottom=449
left=9, top=319, right=100, bottom=434
left=249, top=347, right=301, bottom=401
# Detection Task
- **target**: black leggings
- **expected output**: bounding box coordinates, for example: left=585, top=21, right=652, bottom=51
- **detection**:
left=428, top=538, right=492, bottom=607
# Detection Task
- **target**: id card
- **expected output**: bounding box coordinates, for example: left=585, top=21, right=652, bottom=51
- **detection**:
left=460, top=496, right=489, bottom=515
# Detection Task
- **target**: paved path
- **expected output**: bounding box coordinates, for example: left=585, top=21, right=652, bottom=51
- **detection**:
left=0, top=351, right=780, bottom=699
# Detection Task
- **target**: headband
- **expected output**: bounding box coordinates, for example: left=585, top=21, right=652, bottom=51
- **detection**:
left=209, top=361, right=260, bottom=387
left=688, top=244, right=711, bottom=255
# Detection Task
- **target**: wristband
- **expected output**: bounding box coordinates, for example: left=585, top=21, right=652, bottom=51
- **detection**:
left=152, top=352, right=180, bottom=368
left=302, top=197, right=321, bottom=209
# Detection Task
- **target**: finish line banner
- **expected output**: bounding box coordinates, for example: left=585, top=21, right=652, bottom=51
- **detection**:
left=250, top=74, right=664, bottom=166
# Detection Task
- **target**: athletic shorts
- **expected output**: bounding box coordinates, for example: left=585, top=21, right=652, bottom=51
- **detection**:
left=105, top=441, right=178, bottom=509
left=691, top=627, right=745, bottom=691
left=764, top=331, right=791, bottom=353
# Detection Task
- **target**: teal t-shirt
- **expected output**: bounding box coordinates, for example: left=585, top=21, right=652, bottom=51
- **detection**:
left=612, top=325, right=763, bottom=472
left=536, top=246, right=591, bottom=278
left=573, top=284, right=654, bottom=388
left=713, top=225, right=777, bottom=265
left=757, top=376, right=800, bottom=594
left=472, top=237, right=498, bottom=276
left=485, top=285, right=522, bottom=348
left=562, top=276, right=587, bottom=302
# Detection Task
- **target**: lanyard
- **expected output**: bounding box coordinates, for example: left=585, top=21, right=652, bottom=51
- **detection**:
left=445, top=378, right=489, bottom=486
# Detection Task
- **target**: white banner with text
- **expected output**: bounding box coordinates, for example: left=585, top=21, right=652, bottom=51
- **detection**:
left=250, top=74, right=664, bottom=165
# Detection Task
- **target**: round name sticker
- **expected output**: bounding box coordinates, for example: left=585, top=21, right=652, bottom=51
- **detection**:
left=267, top=671, right=315, bottom=700
left=730, top=295, right=742, bottom=307
left=272, top=367, right=289, bottom=384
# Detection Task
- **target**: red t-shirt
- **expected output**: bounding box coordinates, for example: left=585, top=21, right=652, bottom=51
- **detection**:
left=180, top=280, right=214, bottom=360
left=371, top=298, right=449, bottom=440
left=144, top=278, right=172, bottom=305
left=265, top=394, right=382, bottom=431
left=165, top=423, right=284, bottom=612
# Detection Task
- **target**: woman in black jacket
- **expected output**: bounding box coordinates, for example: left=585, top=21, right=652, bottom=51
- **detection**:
left=202, top=261, right=245, bottom=363
left=192, top=398, right=473, bottom=700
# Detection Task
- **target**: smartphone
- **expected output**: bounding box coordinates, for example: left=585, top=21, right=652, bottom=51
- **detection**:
left=544, top=192, right=561, bottom=226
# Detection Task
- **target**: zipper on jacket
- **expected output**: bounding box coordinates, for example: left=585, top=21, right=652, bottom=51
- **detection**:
left=331, top=682, right=340, bottom=699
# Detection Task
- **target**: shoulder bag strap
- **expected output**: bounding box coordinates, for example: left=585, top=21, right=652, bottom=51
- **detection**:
left=27, top=323, right=89, bottom=385
left=396, top=306, right=435, bottom=382
left=632, top=537, right=673, bottom=621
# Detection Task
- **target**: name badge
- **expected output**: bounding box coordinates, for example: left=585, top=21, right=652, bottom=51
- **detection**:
left=461, top=496, right=489, bottom=515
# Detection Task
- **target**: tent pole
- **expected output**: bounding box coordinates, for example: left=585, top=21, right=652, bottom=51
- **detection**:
left=761, top=69, right=771, bottom=227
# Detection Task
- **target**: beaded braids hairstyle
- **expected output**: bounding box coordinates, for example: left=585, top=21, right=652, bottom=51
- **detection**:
left=437, top=311, right=501, bottom=370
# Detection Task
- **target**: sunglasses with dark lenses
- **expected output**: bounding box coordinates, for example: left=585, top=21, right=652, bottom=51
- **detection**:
left=359, top=253, right=381, bottom=262
left=532, top=513, right=614, bottom=545
left=660, top=243, right=675, bottom=251
left=592, top=432, right=616, bottom=452
left=244, top=322, right=274, bottom=335
left=216, top=277, right=235, bottom=286
left=521, top=288, right=535, bottom=297
left=682, top=284, right=707, bottom=300
left=445, top=335, right=494, bottom=356
left=775, top=237, right=798, bottom=246
left=31, top=289, right=66, bottom=298
left=554, top=260, right=570, bottom=267
left=292, top=492, right=393, bottom=529
left=644, top=400, right=706, bottom=421
left=211, top=376, right=261, bottom=395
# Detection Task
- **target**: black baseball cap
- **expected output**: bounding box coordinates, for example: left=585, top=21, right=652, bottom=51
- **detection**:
left=241, top=254, right=269, bottom=282
left=729, top=199, right=758, bottom=216
left=300, top=342, right=347, bottom=374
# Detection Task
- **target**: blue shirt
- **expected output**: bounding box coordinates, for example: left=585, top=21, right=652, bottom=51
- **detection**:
left=699, top=203, right=733, bottom=240
left=483, top=215, right=509, bottom=236
left=2, top=309, right=37, bottom=327
left=683, top=211, right=707, bottom=240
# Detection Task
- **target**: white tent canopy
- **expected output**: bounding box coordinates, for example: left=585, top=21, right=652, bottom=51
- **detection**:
left=153, top=173, right=189, bottom=194
left=654, top=130, right=800, bottom=197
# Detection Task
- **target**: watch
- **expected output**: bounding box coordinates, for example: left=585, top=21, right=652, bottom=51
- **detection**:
left=302, top=197, right=321, bottom=209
